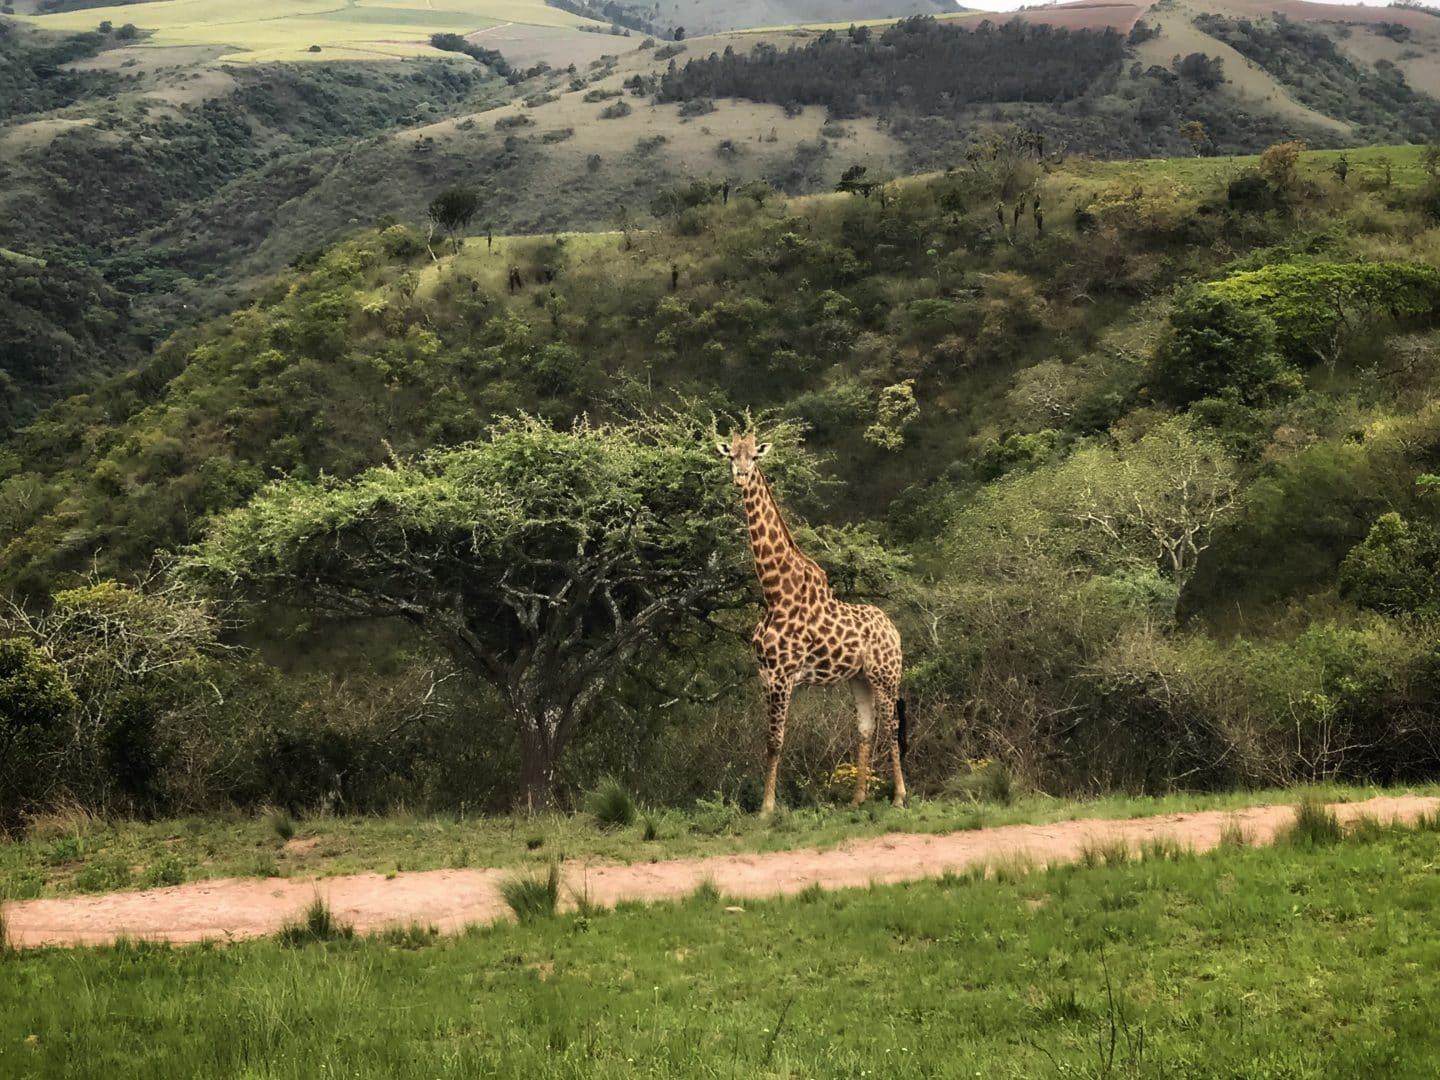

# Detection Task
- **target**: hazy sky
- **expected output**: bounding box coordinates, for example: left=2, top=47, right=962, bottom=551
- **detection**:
left=956, top=0, right=1394, bottom=10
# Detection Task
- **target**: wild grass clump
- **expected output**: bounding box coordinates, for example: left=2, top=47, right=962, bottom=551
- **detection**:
left=1079, top=842, right=1131, bottom=869
left=267, top=809, right=297, bottom=842
left=1286, top=800, right=1343, bottom=847
left=377, top=922, right=439, bottom=949
left=945, top=759, right=1015, bottom=805
left=689, top=877, right=721, bottom=904
left=278, top=897, right=353, bottom=947
left=500, top=862, right=561, bottom=924
left=1141, top=836, right=1188, bottom=862
left=142, top=855, right=186, bottom=888
left=585, top=777, right=637, bottom=830
left=1219, top=817, right=1249, bottom=849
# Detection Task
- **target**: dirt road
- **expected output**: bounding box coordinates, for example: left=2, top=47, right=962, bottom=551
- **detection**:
left=7, top=795, right=1436, bottom=949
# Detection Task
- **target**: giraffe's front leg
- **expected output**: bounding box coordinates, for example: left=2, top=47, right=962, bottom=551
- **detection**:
left=850, top=676, right=876, bottom=808
left=760, top=676, right=791, bottom=817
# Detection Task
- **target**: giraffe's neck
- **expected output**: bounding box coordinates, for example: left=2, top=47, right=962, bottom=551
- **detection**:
left=742, top=470, right=829, bottom=611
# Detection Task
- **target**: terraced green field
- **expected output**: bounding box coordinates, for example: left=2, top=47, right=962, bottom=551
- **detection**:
left=26, top=0, right=603, bottom=63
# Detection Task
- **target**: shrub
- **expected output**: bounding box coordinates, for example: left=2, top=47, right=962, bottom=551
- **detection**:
left=1147, top=288, right=1299, bottom=407
left=1338, top=512, right=1440, bottom=616
left=379, top=224, right=426, bottom=261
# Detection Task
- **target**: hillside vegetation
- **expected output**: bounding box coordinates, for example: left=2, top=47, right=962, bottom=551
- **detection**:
left=4, top=0, right=1439, bottom=421
left=4, top=139, right=1440, bottom=825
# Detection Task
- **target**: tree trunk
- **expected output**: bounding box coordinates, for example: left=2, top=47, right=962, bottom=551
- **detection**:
left=515, top=703, right=565, bottom=813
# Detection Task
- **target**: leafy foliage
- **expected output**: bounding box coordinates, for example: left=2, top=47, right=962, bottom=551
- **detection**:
left=1206, top=261, right=1440, bottom=366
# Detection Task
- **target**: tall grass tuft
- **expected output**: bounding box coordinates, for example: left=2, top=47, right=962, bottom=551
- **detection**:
left=500, top=861, right=561, bottom=924
left=0, top=887, right=10, bottom=956
left=377, top=922, right=439, bottom=949
left=689, top=877, right=721, bottom=904
left=267, top=808, right=297, bottom=842
left=585, top=777, right=638, bottom=829
left=1219, top=817, right=1249, bottom=849
left=278, top=896, right=353, bottom=947
left=1286, top=800, right=1343, bottom=847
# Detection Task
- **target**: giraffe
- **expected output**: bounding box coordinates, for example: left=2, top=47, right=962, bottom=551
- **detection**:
left=717, top=433, right=908, bottom=816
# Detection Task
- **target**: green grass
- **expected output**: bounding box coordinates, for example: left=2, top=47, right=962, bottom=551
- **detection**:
left=5, top=783, right=1434, bottom=901
left=6, top=820, right=1440, bottom=1077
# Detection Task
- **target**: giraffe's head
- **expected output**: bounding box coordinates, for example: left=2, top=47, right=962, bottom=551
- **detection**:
left=716, top=433, right=771, bottom=487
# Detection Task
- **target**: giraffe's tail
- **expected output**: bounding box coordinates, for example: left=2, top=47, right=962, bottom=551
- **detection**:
left=896, top=698, right=909, bottom=763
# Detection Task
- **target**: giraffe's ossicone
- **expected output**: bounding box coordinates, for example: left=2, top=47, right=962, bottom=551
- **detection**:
left=717, top=433, right=907, bottom=816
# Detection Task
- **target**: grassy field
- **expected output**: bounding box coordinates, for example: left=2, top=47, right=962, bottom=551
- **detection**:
left=5, top=810, right=1440, bottom=1077
left=26, top=0, right=604, bottom=64
left=5, top=783, right=1435, bottom=900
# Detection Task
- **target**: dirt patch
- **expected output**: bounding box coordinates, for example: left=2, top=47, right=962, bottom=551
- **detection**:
left=6, top=795, right=1435, bottom=949
left=282, top=836, right=322, bottom=856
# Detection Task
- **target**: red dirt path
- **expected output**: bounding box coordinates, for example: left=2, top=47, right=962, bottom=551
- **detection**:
left=6, top=794, right=1436, bottom=949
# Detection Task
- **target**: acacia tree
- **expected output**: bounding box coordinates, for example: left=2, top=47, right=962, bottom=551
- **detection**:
left=185, top=415, right=812, bottom=811
left=1207, top=261, right=1440, bottom=369
left=426, top=186, right=481, bottom=259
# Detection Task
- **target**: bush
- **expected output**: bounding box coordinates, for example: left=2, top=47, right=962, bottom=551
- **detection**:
left=1147, top=288, right=1299, bottom=407
left=1338, top=512, right=1440, bottom=616
left=379, top=224, right=426, bottom=261
left=599, top=99, right=632, bottom=120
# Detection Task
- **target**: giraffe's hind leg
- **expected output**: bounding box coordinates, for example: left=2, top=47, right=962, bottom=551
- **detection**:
left=849, top=676, right=876, bottom=807
left=875, top=680, right=906, bottom=807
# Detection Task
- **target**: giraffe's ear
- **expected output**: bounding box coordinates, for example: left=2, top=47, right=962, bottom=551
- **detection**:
left=754, top=442, right=772, bottom=458
left=716, top=441, right=732, bottom=457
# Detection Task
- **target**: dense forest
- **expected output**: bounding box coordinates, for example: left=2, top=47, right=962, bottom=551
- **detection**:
left=5, top=138, right=1440, bottom=825
left=655, top=18, right=1129, bottom=118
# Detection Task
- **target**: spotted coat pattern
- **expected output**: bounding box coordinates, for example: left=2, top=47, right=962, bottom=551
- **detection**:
left=719, top=434, right=906, bottom=815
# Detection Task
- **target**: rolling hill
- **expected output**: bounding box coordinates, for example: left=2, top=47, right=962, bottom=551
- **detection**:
left=1, top=0, right=1439, bottom=430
